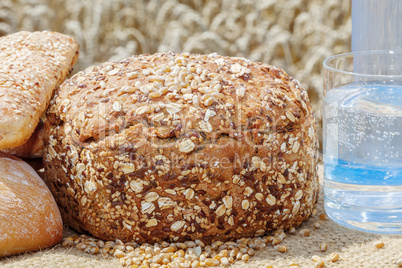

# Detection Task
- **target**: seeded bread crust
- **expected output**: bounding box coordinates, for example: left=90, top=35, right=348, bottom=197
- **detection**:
left=44, top=52, right=319, bottom=244
left=0, top=31, right=79, bottom=149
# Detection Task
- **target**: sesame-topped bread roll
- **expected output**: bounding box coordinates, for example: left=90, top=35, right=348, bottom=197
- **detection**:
left=0, top=31, right=79, bottom=149
left=44, top=52, right=319, bottom=244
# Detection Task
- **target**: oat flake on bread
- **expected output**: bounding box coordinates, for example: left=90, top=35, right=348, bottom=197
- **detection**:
left=43, top=52, right=319, bottom=244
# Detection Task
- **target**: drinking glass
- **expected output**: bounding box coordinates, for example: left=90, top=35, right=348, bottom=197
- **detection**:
left=323, top=50, right=402, bottom=234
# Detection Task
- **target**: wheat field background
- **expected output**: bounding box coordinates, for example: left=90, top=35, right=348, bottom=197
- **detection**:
left=0, top=0, right=351, bottom=113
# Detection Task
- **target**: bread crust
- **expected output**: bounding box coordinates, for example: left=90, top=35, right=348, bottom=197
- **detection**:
left=1, top=119, right=44, bottom=158
left=0, top=31, right=79, bottom=149
left=44, top=52, right=319, bottom=244
left=0, top=152, right=63, bottom=257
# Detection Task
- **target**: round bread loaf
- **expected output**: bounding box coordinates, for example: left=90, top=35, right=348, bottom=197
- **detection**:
left=0, top=152, right=63, bottom=257
left=44, top=52, right=319, bottom=244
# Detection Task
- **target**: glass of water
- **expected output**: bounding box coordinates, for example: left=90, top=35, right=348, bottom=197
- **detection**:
left=323, top=51, right=402, bottom=234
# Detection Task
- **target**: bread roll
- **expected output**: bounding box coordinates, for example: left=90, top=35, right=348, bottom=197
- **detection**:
left=0, top=31, right=79, bottom=150
left=44, top=52, right=319, bottom=244
left=0, top=152, right=63, bottom=257
left=1, top=119, right=44, bottom=158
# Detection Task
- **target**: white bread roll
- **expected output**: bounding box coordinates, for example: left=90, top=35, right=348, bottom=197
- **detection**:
left=0, top=152, right=63, bottom=257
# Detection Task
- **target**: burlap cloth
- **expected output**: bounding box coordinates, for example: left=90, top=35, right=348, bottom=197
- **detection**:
left=1, top=163, right=401, bottom=268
